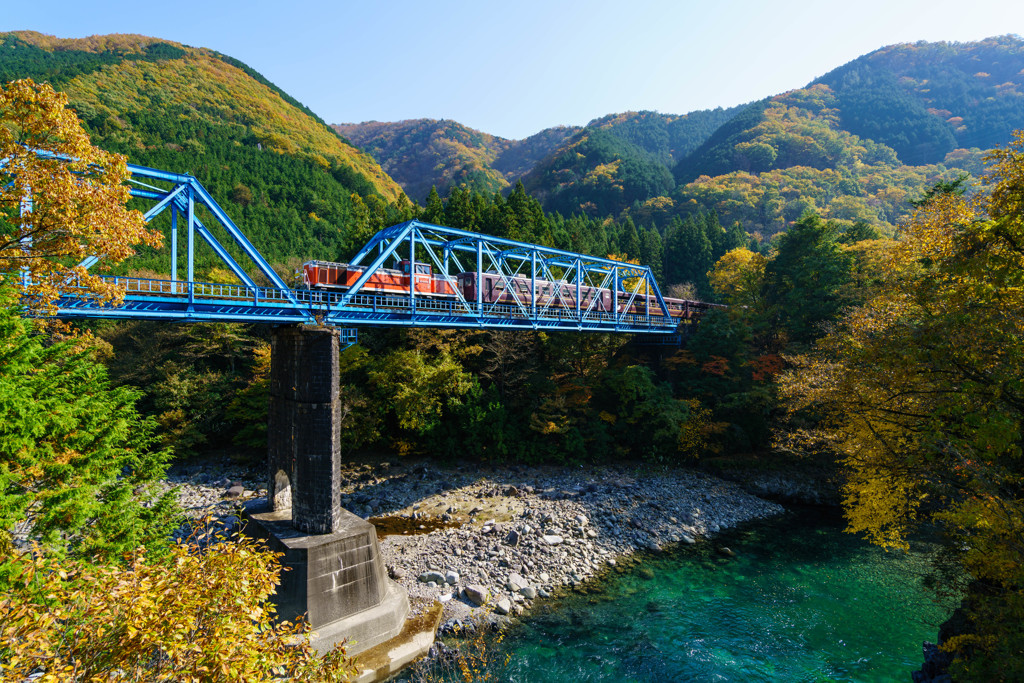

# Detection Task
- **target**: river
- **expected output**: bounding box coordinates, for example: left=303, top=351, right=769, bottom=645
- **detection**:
left=409, top=506, right=957, bottom=682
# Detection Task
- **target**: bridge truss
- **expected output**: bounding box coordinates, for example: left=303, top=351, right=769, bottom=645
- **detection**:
left=32, top=161, right=695, bottom=336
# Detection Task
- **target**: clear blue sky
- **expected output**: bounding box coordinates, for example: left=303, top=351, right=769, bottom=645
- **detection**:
left=4, top=0, right=1023, bottom=140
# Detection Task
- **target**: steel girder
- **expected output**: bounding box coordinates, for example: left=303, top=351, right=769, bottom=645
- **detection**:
left=28, top=158, right=681, bottom=335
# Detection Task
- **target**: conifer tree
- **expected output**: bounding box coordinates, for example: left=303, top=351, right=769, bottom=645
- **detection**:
left=0, top=286, right=177, bottom=563
left=422, top=185, right=444, bottom=223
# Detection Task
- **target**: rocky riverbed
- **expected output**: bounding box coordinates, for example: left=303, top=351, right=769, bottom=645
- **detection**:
left=165, top=457, right=784, bottom=630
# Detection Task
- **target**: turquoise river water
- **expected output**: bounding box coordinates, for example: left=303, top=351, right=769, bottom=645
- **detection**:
left=417, top=506, right=958, bottom=683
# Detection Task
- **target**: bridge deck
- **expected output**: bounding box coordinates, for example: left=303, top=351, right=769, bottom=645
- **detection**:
left=54, top=275, right=683, bottom=333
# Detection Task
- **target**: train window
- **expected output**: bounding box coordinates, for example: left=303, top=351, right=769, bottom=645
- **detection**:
left=398, top=261, right=432, bottom=275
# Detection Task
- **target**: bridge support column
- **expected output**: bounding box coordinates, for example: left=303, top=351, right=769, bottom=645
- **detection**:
left=245, top=324, right=414, bottom=662
left=267, top=325, right=342, bottom=534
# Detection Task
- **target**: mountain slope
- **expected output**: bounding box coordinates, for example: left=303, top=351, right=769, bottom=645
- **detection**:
left=0, top=31, right=409, bottom=269
left=337, top=107, right=739, bottom=211
left=522, top=127, right=676, bottom=217
left=334, top=118, right=578, bottom=202
left=671, top=85, right=965, bottom=236
left=814, top=35, right=1024, bottom=164
left=663, top=36, right=1024, bottom=237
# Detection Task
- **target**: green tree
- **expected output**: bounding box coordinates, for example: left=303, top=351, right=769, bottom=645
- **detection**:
left=422, top=186, right=444, bottom=224
left=0, top=287, right=177, bottom=563
left=664, top=215, right=713, bottom=292
left=763, top=214, right=853, bottom=345
left=640, top=226, right=664, bottom=281
left=366, top=349, right=473, bottom=453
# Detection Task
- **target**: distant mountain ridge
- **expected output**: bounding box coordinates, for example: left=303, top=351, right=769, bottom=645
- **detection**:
left=333, top=119, right=579, bottom=201
left=339, top=35, right=1024, bottom=238
left=337, top=107, right=739, bottom=206
left=813, top=34, right=1024, bottom=164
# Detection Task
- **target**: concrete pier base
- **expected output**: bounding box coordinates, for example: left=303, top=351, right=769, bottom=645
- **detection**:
left=246, top=324, right=423, bottom=666
left=245, top=503, right=409, bottom=655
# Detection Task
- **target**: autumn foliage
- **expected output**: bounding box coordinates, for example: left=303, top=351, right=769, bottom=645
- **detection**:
left=779, top=131, right=1024, bottom=679
left=0, top=527, right=355, bottom=682
left=0, top=78, right=161, bottom=309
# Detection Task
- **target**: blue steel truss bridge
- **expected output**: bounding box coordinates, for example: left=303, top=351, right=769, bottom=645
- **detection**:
left=32, top=161, right=721, bottom=337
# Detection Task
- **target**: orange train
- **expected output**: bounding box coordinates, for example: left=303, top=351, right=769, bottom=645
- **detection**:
left=302, top=260, right=717, bottom=319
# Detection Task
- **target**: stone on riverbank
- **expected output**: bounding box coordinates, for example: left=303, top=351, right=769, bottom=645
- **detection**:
left=463, top=584, right=489, bottom=606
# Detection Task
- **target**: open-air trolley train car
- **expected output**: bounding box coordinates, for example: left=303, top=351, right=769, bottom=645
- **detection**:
left=302, top=259, right=714, bottom=319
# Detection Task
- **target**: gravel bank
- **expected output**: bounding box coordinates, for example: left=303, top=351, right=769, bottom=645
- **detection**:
left=165, top=458, right=784, bottom=629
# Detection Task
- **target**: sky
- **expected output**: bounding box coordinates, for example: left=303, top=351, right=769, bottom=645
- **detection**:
left=3, top=0, right=1024, bottom=140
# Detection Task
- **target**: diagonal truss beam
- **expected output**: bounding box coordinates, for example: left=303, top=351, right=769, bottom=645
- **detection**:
left=9, top=152, right=690, bottom=332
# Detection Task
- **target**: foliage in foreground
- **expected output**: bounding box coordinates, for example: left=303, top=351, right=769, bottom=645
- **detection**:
left=779, top=131, right=1024, bottom=680
left=0, top=78, right=160, bottom=310
left=0, top=527, right=355, bottom=682
left=0, top=285, right=177, bottom=564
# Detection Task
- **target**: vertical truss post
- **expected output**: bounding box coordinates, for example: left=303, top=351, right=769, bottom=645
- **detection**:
left=409, top=228, right=416, bottom=308
left=171, top=205, right=178, bottom=287
left=645, top=271, right=652, bottom=327
left=476, top=240, right=483, bottom=315
left=20, top=192, right=32, bottom=286
left=613, top=266, right=620, bottom=328
left=187, top=186, right=195, bottom=305
left=575, top=259, right=581, bottom=322
left=531, top=250, right=537, bottom=319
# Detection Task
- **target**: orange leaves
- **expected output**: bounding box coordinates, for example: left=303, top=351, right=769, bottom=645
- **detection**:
left=1, top=78, right=161, bottom=311
left=749, top=354, right=784, bottom=381
left=701, top=356, right=730, bottom=376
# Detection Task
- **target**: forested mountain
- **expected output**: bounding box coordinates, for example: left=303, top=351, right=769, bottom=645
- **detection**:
left=334, top=118, right=579, bottom=202
left=337, top=108, right=738, bottom=209
left=521, top=108, right=741, bottom=218
left=0, top=31, right=408, bottom=270
left=668, top=37, right=1024, bottom=236
left=670, top=85, right=974, bottom=237
left=814, top=35, right=1024, bottom=164
left=340, top=37, right=1024, bottom=241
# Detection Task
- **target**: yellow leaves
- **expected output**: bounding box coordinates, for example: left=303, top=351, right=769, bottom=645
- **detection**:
left=583, top=160, right=621, bottom=186
left=708, top=247, right=766, bottom=307
left=0, top=530, right=357, bottom=681
left=842, top=466, right=920, bottom=550
left=1, top=78, right=162, bottom=312
left=778, top=136, right=1024, bottom=676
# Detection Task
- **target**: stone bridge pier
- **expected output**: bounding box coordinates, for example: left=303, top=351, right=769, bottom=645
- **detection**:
left=244, top=325, right=411, bottom=657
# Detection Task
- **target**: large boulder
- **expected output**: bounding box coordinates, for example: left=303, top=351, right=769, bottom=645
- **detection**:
left=463, top=584, right=490, bottom=606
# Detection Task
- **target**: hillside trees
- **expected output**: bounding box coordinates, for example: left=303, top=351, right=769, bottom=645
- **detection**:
left=778, top=132, right=1024, bottom=679
left=763, top=214, right=856, bottom=345
left=525, top=129, right=674, bottom=218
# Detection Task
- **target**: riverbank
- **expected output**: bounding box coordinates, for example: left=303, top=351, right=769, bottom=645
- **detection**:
left=164, top=457, right=784, bottom=630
